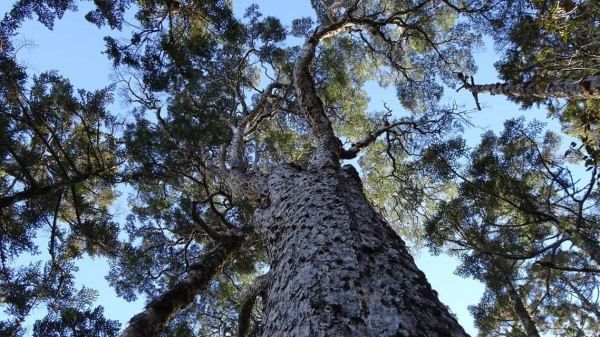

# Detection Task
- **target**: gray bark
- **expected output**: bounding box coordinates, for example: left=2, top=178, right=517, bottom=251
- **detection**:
left=504, top=276, right=540, bottom=337
left=252, top=164, right=468, bottom=336
left=293, top=28, right=347, bottom=169
left=486, top=257, right=539, bottom=337
left=467, top=75, right=600, bottom=100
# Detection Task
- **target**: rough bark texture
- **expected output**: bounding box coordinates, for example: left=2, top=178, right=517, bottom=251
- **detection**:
left=120, top=233, right=245, bottom=337
left=468, top=75, right=600, bottom=99
left=293, top=38, right=341, bottom=169
left=504, top=276, right=540, bottom=337
left=253, top=163, right=468, bottom=336
left=227, top=170, right=264, bottom=202
left=292, top=21, right=355, bottom=169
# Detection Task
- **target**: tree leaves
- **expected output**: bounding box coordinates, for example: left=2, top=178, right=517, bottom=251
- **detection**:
left=33, top=306, right=121, bottom=337
left=423, top=118, right=600, bottom=335
left=7, top=0, right=599, bottom=335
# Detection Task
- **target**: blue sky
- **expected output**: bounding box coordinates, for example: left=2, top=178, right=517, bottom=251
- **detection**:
left=0, top=1, right=565, bottom=335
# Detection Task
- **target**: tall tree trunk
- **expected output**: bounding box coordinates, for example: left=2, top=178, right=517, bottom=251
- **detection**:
left=466, top=75, right=600, bottom=100
left=252, top=164, right=468, bottom=336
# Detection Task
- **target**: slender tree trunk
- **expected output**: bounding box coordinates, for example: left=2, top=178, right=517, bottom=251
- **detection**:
left=252, top=164, right=468, bottom=336
left=467, top=75, right=600, bottom=100
left=503, top=275, right=540, bottom=337
left=120, top=233, right=245, bottom=337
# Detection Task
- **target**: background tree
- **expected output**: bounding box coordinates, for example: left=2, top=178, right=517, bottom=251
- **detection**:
left=0, top=1, right=133, bottom=335
left=491, top=0, right=600, bottom=94
left=32, top=305, right=120, bottom=337
left=462, top=0, right=600, bottom=176
left=422, top=118, right=600, bottom=336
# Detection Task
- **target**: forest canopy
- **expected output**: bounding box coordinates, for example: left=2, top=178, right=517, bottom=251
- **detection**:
left=1, top=0, right=599, bottom=336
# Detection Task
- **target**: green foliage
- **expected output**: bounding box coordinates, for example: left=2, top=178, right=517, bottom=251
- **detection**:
left=469, top=288, right=529, bottom=337
left=423, top=118, right=600, bottom=335
left=100, top=12, right=281, bottom=331
left=10, top=0, right=596, bottom=335
left=0, top=1, right=131, bottom=332
left=559, top=100, right=600, bottom=170
left=1, top=0, right=76, bottom=31
left=0, top=66, right=123, bottom=333
left=487, top=0, right=600, bottom=108
left=33, top=306, right=120, bottom=337
left=99, top=0, right=486, bottom=332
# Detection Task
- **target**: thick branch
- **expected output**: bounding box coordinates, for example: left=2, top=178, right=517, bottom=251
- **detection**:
left=244, top=82, right=288, bottom=133
left=562, top=230, right=600, bottom=266
left=341, top=114, right=448, bottom=159
left=191, top=201, right=227, bottom=241
left=504, top=274, right=540, bottom=337
left=293, top=35, right=343, bottom=167
left=463, top=237, right=567, bottom=261
left=120, top=232, right=245, bottom=337
left=464, top=75, right=600, bottom=100
left=534, top=260, right=600, bottom=273
left=227, top=169, right=264, bottom=203
left=294, top=1, right=435, bottom=167
left=483, top=255, right=540, bottom=337
left=228, top=127, right=248, bottom=171
left=229, top=82, right=288, bottom=171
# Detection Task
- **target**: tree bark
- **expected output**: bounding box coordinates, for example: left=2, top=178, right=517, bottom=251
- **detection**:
left=504, top=275, right=540, bottom=337
left=120, top=233, right=245, bottom=337
left=252, top=163, right=468, bottom=336
left=467, top=75, right=600, bottom=100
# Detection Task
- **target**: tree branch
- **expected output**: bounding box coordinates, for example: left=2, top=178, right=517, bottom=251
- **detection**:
left=237, top=272, right=272, bottom=337
left=0, top=169, right=110, bottom=208
left=462, top=74, right=600, bottom=101
left=121, top=232, right=246, bottom=337
left=191, top=201, right=228, bottom=242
